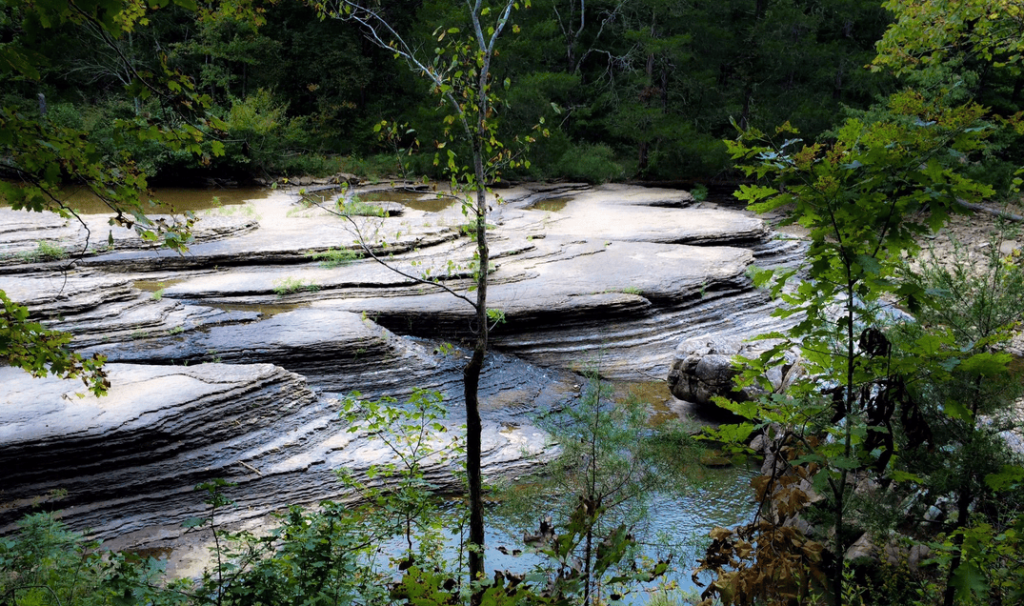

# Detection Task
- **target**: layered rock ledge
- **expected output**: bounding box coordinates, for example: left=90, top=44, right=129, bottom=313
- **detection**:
left=1, top=182, right=804, bottom=545
left=0, top=363, right=555, bottom=543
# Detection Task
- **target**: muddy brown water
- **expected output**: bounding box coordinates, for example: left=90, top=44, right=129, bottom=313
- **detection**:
left=527, top=196, right=573, bottom=212
left=357, top=190, right=458, bottom=212
left=1, top=186, right=270, bottom=215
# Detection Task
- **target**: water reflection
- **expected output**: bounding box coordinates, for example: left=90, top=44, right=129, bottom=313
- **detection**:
left=446, top=380, right=755, bottom=602
left=205, top=302, right=309, bottom=319
left=385, top=459, right=754, bottom=604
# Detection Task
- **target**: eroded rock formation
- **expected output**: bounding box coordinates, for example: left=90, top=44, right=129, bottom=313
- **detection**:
left=1, top=182, right=803, bottom=546
left=0, top=363, right=552, bottom=542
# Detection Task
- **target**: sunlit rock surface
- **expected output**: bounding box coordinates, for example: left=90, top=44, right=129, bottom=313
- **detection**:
left=0, top=363, right=555, bottom=542
left=0, top=182, right=804, bottom=545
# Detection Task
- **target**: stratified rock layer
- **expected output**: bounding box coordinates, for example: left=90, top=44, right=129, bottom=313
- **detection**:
left=0, top=364, right=554, bottom=542
left=1, top=182, right=804, bottom=545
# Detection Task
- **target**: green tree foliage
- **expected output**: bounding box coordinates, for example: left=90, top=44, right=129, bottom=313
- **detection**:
left=0, top=511, right=188, bottom=606
left=694, top=86, right=1007, bottom=604
left=0, top=291, right=109, bottom=395
left=872, top=0, right=1024, bottom=194
left=0, top=0, right=233, bottom=393
left=491, top=0, right=890, bottom=180
left=887, top=236, right=1024, bottom=606
left=692, top=1, right=1024, bottom=601
left=338, top=389, right=464, bottom=561
left=1, top=1, right=908, bottom=184
left=1, top=0, right=231, bottom=231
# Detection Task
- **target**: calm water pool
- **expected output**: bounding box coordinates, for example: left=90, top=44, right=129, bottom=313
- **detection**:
left=1, top=186, right=270, bottom=215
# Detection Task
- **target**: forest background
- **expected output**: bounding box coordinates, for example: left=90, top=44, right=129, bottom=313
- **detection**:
left=8, top=0, right=1020, bottom=190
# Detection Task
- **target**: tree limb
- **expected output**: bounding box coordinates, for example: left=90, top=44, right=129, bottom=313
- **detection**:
left=955, top=198, right=1024, bottom=222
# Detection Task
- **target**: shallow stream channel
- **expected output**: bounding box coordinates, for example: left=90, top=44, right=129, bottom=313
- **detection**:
left=370, top=380, right=757, bottom=603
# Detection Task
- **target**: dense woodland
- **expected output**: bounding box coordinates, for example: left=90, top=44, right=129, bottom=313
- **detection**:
left=3, top=1, right=1024, bottom=606
left=1, top=0, right=1018, bottom=188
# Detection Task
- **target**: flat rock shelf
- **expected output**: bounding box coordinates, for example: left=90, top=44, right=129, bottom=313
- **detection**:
left=0, top=182, right=804, bottom=550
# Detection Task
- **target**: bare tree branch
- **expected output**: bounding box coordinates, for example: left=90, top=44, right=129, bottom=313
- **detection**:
left=303, top=194, right=479, bottom=309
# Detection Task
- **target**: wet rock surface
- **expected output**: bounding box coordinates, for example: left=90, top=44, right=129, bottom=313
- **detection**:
left=1, top=182, right=803, bottom=546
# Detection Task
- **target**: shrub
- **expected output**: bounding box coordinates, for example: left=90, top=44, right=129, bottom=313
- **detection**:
left=0, top=512, right=183, bottom=606
left=554, top=143, right=625, bottom=183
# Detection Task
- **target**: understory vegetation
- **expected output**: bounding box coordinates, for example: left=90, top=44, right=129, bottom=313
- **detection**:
left=0, top=378, right=708, bottom=606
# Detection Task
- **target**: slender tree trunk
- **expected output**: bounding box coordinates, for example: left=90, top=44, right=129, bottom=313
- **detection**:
left=833, top=60, right=844, bottom=101
left=830, top=276, right=857, bottom=606
left=330, top=4, right=519, bottom=598
left=582, top=393, right=599, bottom=606
left=741, top=0, right=767, bottom=131
left=740, top=82, right=753, bottom=130
left=660, top=67, right=669, bottom=112
left=942, top=477, right=974, bottom=606
left=465, top=72, right=491, bottom=599
left=638, top=23, right=655, bottom=173
left=583, top=526, right=594, bottom=606
left=464, top=343, right=485, bottom=589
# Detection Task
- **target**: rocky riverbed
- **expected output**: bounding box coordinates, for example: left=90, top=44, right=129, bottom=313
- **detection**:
left=0, top=182, right=804, bottom=549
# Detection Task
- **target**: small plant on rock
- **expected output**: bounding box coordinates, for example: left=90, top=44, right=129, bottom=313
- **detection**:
left=306, top=247, right=362, bottom=268
left=273, top=277, right=320, bottom=296
left=335, top=194, right=386, bottom=217
left=20, top=241, right=67, bottom=263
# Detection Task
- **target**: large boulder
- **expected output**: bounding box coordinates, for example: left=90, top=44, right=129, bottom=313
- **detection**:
left=667, top=334, right=803, bottom=408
